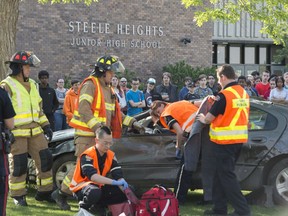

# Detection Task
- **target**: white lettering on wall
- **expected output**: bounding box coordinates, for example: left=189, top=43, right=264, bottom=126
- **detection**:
left=68, top=21, right=164, bottom=49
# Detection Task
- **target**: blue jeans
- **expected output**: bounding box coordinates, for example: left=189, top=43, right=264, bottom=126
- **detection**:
left=54, top=112, right=68, bottom=131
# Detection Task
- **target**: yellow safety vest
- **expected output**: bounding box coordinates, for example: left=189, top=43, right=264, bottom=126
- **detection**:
left=1, top=76, right=48, bottom=136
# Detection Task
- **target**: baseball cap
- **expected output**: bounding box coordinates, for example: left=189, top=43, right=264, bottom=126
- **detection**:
left=147, top=78, right=156, bottom=84
left=120, top=77, right=127, bottom=82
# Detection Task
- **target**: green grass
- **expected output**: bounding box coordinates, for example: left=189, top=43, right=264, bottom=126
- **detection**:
left=5, top=189, right=288, bottom=216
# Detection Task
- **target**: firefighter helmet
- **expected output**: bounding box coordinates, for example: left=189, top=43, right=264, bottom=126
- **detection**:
left=95, top=55, right=125, bottom=73
left=5, top=51, right=41, bottom=67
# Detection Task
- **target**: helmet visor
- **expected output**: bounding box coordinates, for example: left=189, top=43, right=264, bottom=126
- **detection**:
left=28, top=53, right=41, bottom=67
left=111, top=60, right=125, bottom=74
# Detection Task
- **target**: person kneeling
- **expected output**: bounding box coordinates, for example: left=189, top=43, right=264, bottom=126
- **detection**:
left=70, top=126, right=128, bottom=215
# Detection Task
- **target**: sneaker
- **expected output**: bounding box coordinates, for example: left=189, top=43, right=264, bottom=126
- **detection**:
left=35, top=191, right=56, bottom=203
left=51, top=189, right=71, bottom=210
left=13, top=196, right=28, bottom=206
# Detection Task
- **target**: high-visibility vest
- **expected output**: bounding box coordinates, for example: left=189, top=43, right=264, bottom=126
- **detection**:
left=69, top=76, right=131, bottom=138
left=159, top=100, right=198, bottom=133
left=70, top=146, right=114, bottom=193
left=1, top=77, right=47, bottom=136
left=209, top=85, right=250, bottom=144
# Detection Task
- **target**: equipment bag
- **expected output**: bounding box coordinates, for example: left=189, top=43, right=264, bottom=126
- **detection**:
left=135, top=185, right=179, bottom=216
left=108, top=187, right=139, bottom=216
left=108, top=200, right=136, bottom=216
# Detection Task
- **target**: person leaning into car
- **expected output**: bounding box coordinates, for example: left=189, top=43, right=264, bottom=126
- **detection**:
left=52, top=55, right=145, bottom=210
left=197, top=64, right=251, bottom=216
left=150, top=100, right=200, bottom=159
left=1, top=51, right=54, bottom=207
left=70, top=126, right=129, bottom=215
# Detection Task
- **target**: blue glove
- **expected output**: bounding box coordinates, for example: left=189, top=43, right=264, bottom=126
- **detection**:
left=112, top=179, right=129, bottom=190
left=176, top=148, right=182, bottom=160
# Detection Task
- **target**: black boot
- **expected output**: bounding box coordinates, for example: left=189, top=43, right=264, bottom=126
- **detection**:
left=174, top=165, right=193, bottom=204
left=13, top=195, right=28, bottom=206
left=51, top=189, right=71, bottom=210
left=35, top=190, right=56, bottom=203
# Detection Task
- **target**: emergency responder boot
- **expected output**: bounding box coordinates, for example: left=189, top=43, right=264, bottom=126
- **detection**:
left=51, top=189, right=71, bottom=210
left=35, top=190, right=55, bottom=203
left=13, top=195, right=28, bottom=206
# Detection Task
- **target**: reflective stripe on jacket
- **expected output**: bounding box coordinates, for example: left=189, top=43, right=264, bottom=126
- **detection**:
left=159, top=100, right=198, bottom=133
left=69, top=76, right=125, bottom=138
left=209, top=85, right=250, bottom=144
left=70, top=146, right=114, bottom=193
left=1, top=76, right=44, bottom=127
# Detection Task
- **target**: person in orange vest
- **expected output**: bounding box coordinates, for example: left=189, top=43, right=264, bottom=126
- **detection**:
left=150, top=100, right=200, bottom=159
left=197, top=65, right=251, bottom=216
left=52, top=55, right=144, bottom=210
left=63, top=79, right=80, bottom=124
left=70, top=126, right=129, bottom=215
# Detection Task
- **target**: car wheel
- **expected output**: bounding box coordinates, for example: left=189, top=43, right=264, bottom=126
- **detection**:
left=267, top=158, right=288, bottom=205
left=52, top=153, right=76, bottom=189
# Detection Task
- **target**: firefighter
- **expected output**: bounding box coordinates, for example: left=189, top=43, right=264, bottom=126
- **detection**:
left=52, top=55, right=145, bottom=210
left=2, top=51, right=54, bottom=206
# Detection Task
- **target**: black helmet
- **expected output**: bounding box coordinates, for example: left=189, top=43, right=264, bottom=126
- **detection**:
left=95, top=55, right=125, bottom=74
left=5, top=51, right=41, bottom=67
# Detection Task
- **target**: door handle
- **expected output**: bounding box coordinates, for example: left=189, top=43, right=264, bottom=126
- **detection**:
left=251, top=137, right=267, bottom=142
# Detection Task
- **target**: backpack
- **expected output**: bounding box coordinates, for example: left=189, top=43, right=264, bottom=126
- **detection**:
left=135, top=185, right=179, bottom=216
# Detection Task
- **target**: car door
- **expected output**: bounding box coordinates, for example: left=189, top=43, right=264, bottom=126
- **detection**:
left=236, top=101, right=286, bottom=181
left=112, top=133, right=179, bottom=188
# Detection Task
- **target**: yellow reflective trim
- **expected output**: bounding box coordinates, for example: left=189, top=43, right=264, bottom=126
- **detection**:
left=63, top=176, right=71, bottom=188
left=87, top=118, right=100, bottom=129
left=212, top=125, right=247, bottom=131
left=94, top=78, right=102, bottom=110
left=210, top=134, right=248, bottom=141
left=37, top=177, right=53, bottom=186
left=10, top=181, right=26, bottom=190
left=123, top=116, right=134, bottom=126
left=75, top=129, right=95, bottom=136
left=12, top=126, right=43, bottom=137
left=105, top=102, right=115, bottom=111
left=79, top=94, right=93, bottom=103
left=39, top=115, right=48, bottom=124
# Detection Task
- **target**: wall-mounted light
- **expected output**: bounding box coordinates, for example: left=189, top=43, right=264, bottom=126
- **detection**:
left=180, top=38, right=191, bottom=45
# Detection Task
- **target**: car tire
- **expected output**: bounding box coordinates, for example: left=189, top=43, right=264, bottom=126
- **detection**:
left=52, top=153, right=76, bottom=189
left=267, top=158, right=288, bottom=205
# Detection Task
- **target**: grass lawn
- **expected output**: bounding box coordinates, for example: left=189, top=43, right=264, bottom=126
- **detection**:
left=5, top=189, right=288, bottom=216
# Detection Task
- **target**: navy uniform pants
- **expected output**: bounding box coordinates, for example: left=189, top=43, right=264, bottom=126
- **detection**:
left=211, top=143, right=250, bottom=216
left=0, top=176, right=8, bottom=216
left=75, top=184, right=127, bottom=210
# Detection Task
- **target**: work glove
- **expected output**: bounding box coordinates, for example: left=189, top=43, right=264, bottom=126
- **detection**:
left=132, top=121, right=145, bottom=134
left=112, top=178, right=129, bottom=190
left=175, top=148, right=182, bottom=160
left=43, top=125, right=53, bottom=142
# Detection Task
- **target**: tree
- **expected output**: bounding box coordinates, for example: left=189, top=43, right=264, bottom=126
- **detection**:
left=181, top=0, right=288, bottom=46
left=0, top=0, right=98, bottom=80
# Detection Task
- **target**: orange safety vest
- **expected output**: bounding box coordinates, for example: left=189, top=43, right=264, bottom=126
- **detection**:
left=70, top=146, right=114, bottom=193
left=159, top=100, right=198, bottom=133
left=69, top=76, right=123, bottom=138
left=209, top=85, right=250, bottom=144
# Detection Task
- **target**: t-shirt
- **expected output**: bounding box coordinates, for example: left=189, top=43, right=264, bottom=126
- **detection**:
left=126, top=89, right=145, bottom=116
left=269, top=88, right=288, bottom=101
left=194, top=87, right=213, bottom=99
left=0, top=88, right=16, bottom=176
left=255, top=82, right=270, bottom=97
